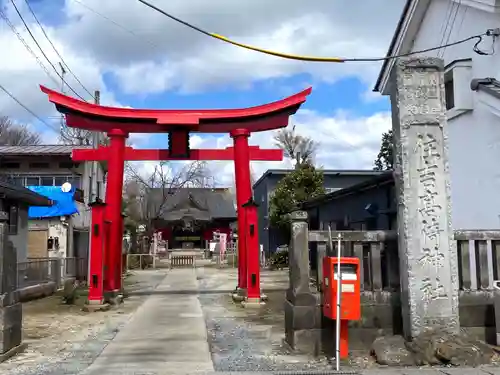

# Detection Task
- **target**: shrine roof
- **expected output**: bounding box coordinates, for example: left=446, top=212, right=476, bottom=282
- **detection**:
left=40, top=85, right=312, bottom=134
left=148, top=188, right=236, bottom=221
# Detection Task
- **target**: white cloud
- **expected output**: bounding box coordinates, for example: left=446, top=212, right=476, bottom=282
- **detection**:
left=0, top=0, right=396, bottom=182
left=58, top=0, right=403, bottom=94
left=149, top=109, right=391, bottom=187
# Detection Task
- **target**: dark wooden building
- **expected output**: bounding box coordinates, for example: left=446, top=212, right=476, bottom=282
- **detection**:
left=301, top=171, right=396, bottom=232
left=253, top=169, right=386, bottom=254
left=147, top=188, right=236, bottom=249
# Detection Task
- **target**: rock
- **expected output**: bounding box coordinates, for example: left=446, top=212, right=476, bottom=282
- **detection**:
left=371, top=336, right=415, bottom=366
left=435, top=335, right=495, bottom=366
left=406, top=329, right=496, bottom=367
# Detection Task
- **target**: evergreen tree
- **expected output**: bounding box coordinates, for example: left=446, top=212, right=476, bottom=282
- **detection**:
left=269, top=162, right=325, bottom=229
left=374, top=129, right=394, bottom=170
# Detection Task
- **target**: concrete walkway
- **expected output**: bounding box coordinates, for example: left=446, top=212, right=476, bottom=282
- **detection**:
left=81, top=268, right=214, bottom=375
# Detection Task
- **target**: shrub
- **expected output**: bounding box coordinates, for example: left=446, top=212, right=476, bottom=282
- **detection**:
left=269, top=248, right=289, bottom=270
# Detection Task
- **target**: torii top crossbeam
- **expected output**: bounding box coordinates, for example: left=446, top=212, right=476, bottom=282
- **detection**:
left=40, top=85, right=312, bottom=134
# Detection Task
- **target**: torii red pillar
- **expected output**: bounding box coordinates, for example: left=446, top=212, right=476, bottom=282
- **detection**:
left=104, top=129, right=128, bottom=295
left=231, top=129, right=252, bottom=291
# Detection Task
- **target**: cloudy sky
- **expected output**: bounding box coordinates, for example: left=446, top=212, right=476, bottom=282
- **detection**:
left=0, top=0, right=404, bottom=186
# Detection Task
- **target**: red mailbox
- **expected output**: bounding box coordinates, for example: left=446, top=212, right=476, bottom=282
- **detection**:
left=322, top=256, right=361, bottom=359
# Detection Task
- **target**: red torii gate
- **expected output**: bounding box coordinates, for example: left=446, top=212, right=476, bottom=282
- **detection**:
left=41, top=85, right=311, bottom=306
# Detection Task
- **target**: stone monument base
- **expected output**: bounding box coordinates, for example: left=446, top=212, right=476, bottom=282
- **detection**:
left=0, top=303, right=24, bottom=363
left=104, top=291, right=124, bottom=306
left=231, top=287, right=246, bottom=302
left=83, top=302, right=111, bottom=312
left=241, top=297, right=265, bottom=308
left=284, top=298, right=323, bottom=356
left=0, top=342, right=27, bottom=363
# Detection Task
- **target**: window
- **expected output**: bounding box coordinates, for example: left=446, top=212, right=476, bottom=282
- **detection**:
left=26, top=176, right=40, bottom=186
left=0, top=162, right=20, bottom=169
left=444, top=59, right=472, bottom=116
left=59, top=161, right=79, bottom=169
left=10, top=177, right=24, bottom=186
left=444, top=70, right=455, bottom=110
left=29, top=162, right=49, bottom=169
left=72, top=175, right=82, bottom=189
left=97, top=181, right=102, bottom=199
left=54, top=176, right=69, bottom=186
left=89, top=175, right=93, bottom=199
left=40, top=176, right=54, bottom=186
left=7, top=203, right=18, bottom=235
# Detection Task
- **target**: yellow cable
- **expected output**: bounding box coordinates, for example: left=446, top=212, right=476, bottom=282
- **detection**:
left=211, top=33, right=344, bottom=63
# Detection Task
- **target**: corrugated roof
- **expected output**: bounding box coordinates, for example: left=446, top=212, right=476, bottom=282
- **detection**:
left=253, top=168, right=386, bottom=189
left=0, top=180, right=52, bottom=206
left=471, top=78, right=500, bottom=100
left=148, top=188, right=236, bottom=221
left=0, top=145, right=92, bottom=155
left=301, top=171, right=394, bottom=209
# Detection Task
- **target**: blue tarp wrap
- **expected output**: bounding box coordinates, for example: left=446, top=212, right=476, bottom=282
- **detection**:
left=27, top=186, right=79, bottom=218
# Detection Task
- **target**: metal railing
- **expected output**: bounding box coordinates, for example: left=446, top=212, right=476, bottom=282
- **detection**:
left=63, top=257, right=88, bottom=281
left=18, top=258, right=60, bottom=289
left=19, top=257, right=88, bottom=289
left=170, top=255, right=195, bottom=268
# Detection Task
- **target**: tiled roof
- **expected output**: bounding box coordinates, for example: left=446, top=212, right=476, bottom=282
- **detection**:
left=0, top=179, right=52, bottom=206
left=148, top=188, right=236, bottom=221
left=0, top=145, right=92, bottom=155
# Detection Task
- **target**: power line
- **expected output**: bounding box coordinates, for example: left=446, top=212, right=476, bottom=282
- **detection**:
left=22, top=0, right=95, bottom=100
left=440, top=0, right=462, bottom=58
left=437, top=0, right=456, bottom=59
left=0, top=83, right=58, bottom=132
left=136, top=0, right=495, bottom=63
left=0, top=8, right=59, bottom=85
left=8, top=0, right=87, bottom=101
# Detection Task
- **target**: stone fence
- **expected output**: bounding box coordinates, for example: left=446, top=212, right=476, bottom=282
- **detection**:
left=310, top=228, right=500, bottom=344
left=284, top=210, right=500, bottom=355
left=310, top=229, right=500, bottom=295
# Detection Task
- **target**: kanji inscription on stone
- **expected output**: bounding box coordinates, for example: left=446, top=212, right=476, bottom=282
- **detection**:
left=391, top=57, right=459, bottom=339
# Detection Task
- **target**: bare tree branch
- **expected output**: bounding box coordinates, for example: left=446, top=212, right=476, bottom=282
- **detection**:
left=59, top=121, right=93, bottom=146
left=0, top=116, right=41, bottom=145
left=124, top=161, right=211, bottom=235
left=273, top=124, right=318, bottom=165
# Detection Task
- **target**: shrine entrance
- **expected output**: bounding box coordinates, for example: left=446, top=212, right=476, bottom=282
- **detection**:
left=41, top=85, right=311, bottom=306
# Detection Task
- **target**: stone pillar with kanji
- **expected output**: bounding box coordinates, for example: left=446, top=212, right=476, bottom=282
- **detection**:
left=390, top=56, right=459, bottom=339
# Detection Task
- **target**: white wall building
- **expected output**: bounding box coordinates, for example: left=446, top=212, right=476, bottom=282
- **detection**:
left=375, top=0, right=500, bottom=230
left=0, top=145, right=106, bottom=261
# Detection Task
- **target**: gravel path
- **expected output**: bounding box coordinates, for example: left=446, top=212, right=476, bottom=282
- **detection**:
left=0, top=269, right=167, bottom=375
left=196, top=267, right=335, bottom=372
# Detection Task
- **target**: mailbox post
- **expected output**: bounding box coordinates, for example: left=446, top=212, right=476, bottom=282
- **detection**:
left=322, top=257, right=361, bottom=359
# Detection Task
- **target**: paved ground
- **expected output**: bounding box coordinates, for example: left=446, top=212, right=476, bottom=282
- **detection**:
left=80, top=268, right=214, bottom=375
left=4, top=266, right=500, bottom=374
left=0, top=269, right=167, bottom=375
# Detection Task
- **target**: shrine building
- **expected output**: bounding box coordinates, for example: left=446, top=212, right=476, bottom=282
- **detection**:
left=147, top=187, right=236, bottom=250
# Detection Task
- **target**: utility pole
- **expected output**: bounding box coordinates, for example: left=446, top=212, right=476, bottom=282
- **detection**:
left=91, top=90, right=100, bottom=201
left=59, top=62, right=67, bottom=135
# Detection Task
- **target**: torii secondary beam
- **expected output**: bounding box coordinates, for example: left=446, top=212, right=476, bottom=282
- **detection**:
left=72, top=146, right=284, bottom=161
